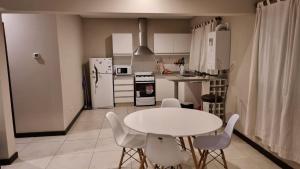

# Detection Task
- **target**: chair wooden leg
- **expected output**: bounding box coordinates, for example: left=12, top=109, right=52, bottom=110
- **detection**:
left=137, top=149, right=144, bottom=169
left=139, top=152, right=146, bottom=169
left=196, top=150, right=204, bottom=169
left=201, top=150, right=208, bottom=169
left=187, top=136, right=198, bottom=168
left=119, top=148, right=126, bottom=169
left=220, top=149, right=228, bottom=169
left=178, top=164, right=183, bottom=169
left=179, top=137, right=186, bottom=151
left=198, top=148, right=203, bottom=157
left=140, top=149, right=148, bottom=168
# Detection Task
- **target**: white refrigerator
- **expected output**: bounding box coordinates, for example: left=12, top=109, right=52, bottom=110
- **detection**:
left=89, top=58, right=114, bottom=108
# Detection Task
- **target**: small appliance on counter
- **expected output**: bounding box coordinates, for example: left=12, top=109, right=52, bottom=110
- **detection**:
left=89, top=58, right=114, bottom=108
left=134, top=72, right=156, bottom=106
left=114, top=65, right=132, bottom=76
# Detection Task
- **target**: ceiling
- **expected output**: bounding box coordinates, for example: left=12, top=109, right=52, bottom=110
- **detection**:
left=0, top=0, right=256, bottom=17
left=80, top=13, right=194, bottom=19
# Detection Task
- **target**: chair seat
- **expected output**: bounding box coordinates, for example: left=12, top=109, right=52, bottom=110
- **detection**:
left=193, top=134, right=230, bottom=150
left=201, top=94, right=224, bottom=103
left=118, top=133, right=146, bottom=149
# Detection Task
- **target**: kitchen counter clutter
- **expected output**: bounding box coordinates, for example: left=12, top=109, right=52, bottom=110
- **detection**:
left=165, top=74, right=210, bottom=82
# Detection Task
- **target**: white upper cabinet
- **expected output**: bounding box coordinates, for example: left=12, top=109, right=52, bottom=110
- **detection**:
left=112, top=33, right=133, bottom=56
left=154, top=34, right=173, bottom=54
left=173, top=34, right=192, bottom=53
left=154, top=33, right=191, bottom=55
left=207, top=31, right=230, bottom=70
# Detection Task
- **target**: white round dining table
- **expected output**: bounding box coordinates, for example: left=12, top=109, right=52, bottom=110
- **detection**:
left=124, top=107, right=223, bottom=168
left=124, top=107, right=223, bottom=137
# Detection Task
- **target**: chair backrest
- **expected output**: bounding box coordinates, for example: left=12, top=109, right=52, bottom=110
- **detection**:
left=224, top=114, right=240, bottom=137
left=105, top=112, right=127, bottom=146
left=161, top=98, right=181, bottom=108
left=145, top=134, right=184, bottom=167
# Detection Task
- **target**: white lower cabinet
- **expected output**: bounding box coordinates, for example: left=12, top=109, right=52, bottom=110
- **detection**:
left=155, top=77, right=202, bottom=108
left=115, top=97, right=134, bottom=103
left=155, top=78, right=175, bottom=101
left=114, top=77, right=134, bottom=103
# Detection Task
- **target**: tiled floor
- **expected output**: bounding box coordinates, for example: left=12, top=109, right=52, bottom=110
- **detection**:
left=3, top=105, right=280, bottom=169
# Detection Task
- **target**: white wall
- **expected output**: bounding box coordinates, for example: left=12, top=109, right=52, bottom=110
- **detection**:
left=0, top=15, right=16, bottom=159
left=82, top=18, right=191, bottom=72
left=56, top=15, right=84, bottom=128
left=222, top=15, right=256, bottom=130
left=2, top=14, right=85, bottom=133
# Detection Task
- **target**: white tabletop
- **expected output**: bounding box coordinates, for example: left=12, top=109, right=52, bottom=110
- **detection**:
left=124, top=108, right=223, bottom=137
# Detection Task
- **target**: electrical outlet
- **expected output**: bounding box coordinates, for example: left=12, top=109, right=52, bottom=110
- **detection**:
left=33, top=53, right=41, bottom=59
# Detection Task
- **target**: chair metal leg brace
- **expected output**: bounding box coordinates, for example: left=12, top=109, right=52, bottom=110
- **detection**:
left=197, top=149, right=228, bottom=169
left=119, top=148, right=147, bottom=169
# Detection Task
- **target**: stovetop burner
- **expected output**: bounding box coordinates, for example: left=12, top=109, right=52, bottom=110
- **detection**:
left=134, top=72, right=155, bottom=82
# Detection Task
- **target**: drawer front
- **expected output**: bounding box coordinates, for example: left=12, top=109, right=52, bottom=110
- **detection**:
left=115, top=97, right=134, bottom=103
left=114, top=79, right=134, bottom=85
left=114, top=91, right=134, bottom=97
left=114, top=85, right=134, bottom=91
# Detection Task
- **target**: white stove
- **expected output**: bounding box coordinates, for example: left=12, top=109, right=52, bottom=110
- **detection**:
left=134, top=72, right=155, bottom=82
left=134, top=72, right=156, bottom=106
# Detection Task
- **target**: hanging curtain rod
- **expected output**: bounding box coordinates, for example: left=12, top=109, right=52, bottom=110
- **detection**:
left=192, top=17, right=222, bottom=30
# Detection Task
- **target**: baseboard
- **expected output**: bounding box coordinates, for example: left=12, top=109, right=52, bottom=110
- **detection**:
left=0, top=152, right=18, bottom=165
left=15, top=106, right=84, bottom=138
left=233, top=129, right=293, bottom=169
left=64, top=106, right=84, bottom=133
left=15, top=130, right=65, bottom=138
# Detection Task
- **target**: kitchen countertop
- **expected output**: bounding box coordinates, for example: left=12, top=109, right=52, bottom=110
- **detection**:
left=155, top=72, right=213, bottom=82
left=114, top=75, right=134, bottom=80
left=165, top=75, right=210, bottom=82
left=114, top=73, right=221, bottom=82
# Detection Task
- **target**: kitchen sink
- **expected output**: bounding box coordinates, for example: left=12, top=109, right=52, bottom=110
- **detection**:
left=180, top=74, right=196, bottom=77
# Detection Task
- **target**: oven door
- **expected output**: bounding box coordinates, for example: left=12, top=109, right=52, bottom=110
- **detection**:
left=135, top=81, right=156, bottom=106
left=135, top=82, right=155, bottom=98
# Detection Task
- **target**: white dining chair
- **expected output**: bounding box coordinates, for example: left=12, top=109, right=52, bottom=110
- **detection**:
left=161, top=98, right=186, bottom=150
left=193, top=114, right=239, bottom=169
left=145, top=134, right=189, bottom=169
left=161, top=98, right=181, bottom=108
left=106, top=112, right=147, bottom=169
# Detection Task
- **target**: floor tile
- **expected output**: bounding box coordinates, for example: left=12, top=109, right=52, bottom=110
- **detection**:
left=2, top=157, right=51, bottom=169
left=89, top=151, right=131, bottom=169
left=15, top=143, right=28, bottom=152
left=66, top=129, right=100, bottom=141
left=71, top=120, right=102, bottom=131
left=7, top=106, right=282, bottom=169
left=15, top=138, right=33, bottom=144
left=57, top=139, right=97, bottom=155
left=31, top=136, right=66, bottom=143
left=95, top=137, right=121, bottom=152
left=78, top=110, right=106, bottom=122
left=47, top=152, right=93, bottom=169
left=19, top=142, right=62, bottom=160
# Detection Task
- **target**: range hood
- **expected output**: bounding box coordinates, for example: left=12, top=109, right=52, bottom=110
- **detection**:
left=133, top=18, right=153, bottom=56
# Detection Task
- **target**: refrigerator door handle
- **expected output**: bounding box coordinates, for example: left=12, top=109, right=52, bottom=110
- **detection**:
left=94, top=64, right=99, bottom=85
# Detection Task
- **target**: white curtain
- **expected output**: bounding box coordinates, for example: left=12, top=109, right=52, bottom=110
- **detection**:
left=189, top=22, right=215, bottom=72
left=245, top=0, right=300, bottom=162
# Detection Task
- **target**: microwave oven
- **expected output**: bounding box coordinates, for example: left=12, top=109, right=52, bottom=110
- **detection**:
left=114, top=65, right=132, bottom=75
